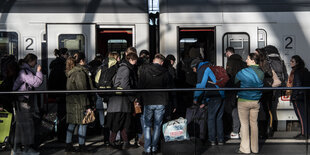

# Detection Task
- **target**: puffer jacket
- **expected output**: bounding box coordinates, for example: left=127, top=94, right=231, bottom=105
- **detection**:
left=66, top=65, right=94, bottom=124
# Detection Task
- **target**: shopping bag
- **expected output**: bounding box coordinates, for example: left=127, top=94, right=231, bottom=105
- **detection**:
left=162, top=117, right=189, bottom=142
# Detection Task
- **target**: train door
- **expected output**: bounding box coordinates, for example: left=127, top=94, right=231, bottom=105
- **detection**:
left=96, top=26, right=134, bottom=59
left=178, top=27, right=216, bottom=64
left=47, top=24, right=96, bottom=66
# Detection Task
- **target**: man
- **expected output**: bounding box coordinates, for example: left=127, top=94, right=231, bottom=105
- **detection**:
left=224, top=47, right=247, bottom=139
left=139, top=54, right=172, bottom=155
left=191, top=58, right=225, bottom=146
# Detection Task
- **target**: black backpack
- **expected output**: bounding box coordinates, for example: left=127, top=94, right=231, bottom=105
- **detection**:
left=267, top=54, right=288, bottom=87
left=95, top=63, right=118, bottom=98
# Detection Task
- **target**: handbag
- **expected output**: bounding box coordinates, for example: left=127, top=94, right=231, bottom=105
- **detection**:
left=271, top=69, right=281, bottom=87
left=82, top=110, right=95, bottom=124
left=134, top=101, right=142, bottom=114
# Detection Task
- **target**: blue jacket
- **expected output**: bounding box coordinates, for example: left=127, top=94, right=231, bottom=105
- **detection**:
left=193, top=62, right=224, bottom=104
left=235, top=65, right=264, bottom=100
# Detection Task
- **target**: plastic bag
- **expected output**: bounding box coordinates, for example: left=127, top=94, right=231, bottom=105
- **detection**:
left=162, top=117, right=189, bottom=142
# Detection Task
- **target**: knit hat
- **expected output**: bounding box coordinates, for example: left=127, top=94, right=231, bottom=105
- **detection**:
left=190, top=58, right=202, bottom=68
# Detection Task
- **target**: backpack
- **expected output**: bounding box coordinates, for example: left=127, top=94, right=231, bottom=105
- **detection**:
left=208, top=66, right=229, bottom=88
left=95, top=62, right=118, bottom=98
left=267, top=54, right=287, bottom=87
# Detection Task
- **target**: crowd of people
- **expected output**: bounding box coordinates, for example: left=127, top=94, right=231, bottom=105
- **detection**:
left=0, top=45, right=309, bottom=155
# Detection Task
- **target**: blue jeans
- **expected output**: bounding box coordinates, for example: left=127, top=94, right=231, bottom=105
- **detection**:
left=66, top=124, right=87, bottom=145
left=208, top=97, right=224, bottom=142
left=144, top=105, right=165, bottom=153
left=96, top=94, right=105, bottom=127
left=138, top=113, right=145, bottom=139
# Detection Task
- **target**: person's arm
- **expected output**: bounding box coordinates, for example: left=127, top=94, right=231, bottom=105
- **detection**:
left=21, top=65, right=43, bottom=88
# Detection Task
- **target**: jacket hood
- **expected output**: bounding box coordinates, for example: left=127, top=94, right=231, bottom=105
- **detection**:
left=67, top=65, right=88, bottom=77
left=146, top=63, right=167, bottom=77
left=20, top=63, right=36, bottom=75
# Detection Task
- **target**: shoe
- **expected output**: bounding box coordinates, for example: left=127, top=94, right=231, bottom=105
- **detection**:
left=218, top=141, right=224, bottom=145
left=295, top=134, right=306, bottom=140
left=208, top=141, right=216, bottom=146
left=122, top=142, right=130, bottom=150
left=78, top=144, right=91, bottom=153
left=65, top=143, right=76, bottom=152
left=152, top=150, right=160, bottom=154
left=235, top=148, right=250, bottom=154
left=230, top=132, right=240, bottom=139
left=142, top=151, right=152, bottom=155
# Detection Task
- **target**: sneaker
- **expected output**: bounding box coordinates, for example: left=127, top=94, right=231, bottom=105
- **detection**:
left=218, top=141, right=224, bottom=145
left=208, top=141, right=216, bottom=146
left=230, top=132, right=240, bottom=139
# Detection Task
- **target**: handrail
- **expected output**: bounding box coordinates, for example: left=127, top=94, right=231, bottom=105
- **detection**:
left=0, top=87, right=309, bottom=94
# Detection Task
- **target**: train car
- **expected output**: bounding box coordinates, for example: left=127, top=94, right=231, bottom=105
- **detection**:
left=0, top=0, right=149, bottom=96
left=159, top=0, right=310, bottom=130
left=0, top=0, right=149, bottom=74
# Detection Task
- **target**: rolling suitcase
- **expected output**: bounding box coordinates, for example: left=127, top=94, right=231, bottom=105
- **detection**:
left=0, top=109, right=12, bottom=144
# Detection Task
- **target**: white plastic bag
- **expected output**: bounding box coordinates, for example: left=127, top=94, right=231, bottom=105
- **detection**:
left=162, top=117, right=190, bottom=142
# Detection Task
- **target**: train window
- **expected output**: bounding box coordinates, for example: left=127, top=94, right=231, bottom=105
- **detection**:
left=58, top=34, right=85, bottom=56
left=0, top=32, right=18, bottom=58
left=108, top=39, right=127, bottom=59
left=258, top=29, right=267, bottom=48
left=223, top=33, right=250, bottom=66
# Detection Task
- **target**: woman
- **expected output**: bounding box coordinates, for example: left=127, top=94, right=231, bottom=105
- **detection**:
left=106, top=52, right=138, bottom=149
left=65, top=52, right=94, bottom=152
left=13, top=53, right=43, bottom=154
left=235, top=53, right=264, bottom=154
left=255, top=48, right=273, bottom=138
left=48, top=48, right=68, bottom=142
left=287, top=55, right=309, bottom=139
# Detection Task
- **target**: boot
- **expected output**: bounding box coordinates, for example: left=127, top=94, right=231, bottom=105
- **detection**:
left=78, top=144, right=91, bottom=153
left=65, top=143, right=76, bottom=152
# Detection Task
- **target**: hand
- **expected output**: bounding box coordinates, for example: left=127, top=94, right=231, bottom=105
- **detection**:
left=37, top=65, right=42, bottom=72
left=86, top=108, right=91, bottom=113
left=200, top=104, right=205, bottom=109
left=193, top=100, right=197, bottom=104
left=173, top=108, right=176, bottom=113
left=0, top=107, right=3, bottom=111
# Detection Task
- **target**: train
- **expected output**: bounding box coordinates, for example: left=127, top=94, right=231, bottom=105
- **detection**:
left=1, top=0, right=310, bottom=130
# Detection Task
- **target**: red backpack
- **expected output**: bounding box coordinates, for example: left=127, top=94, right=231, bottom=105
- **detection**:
left=209, top=66, right=229, bottom=88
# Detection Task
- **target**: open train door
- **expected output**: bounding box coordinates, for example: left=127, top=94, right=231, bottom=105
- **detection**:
left=47, top=24, right=96, bottom=67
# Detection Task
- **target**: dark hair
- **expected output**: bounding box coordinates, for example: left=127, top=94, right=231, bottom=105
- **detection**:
left=248, top=53, right=260, bottom=65
left=139, top=50, right=150, bottom=57
left=226, top=47, right=235, bottom=53
left=74, top=52, right=85, bottom=63
left=154, top=53, right=165, bottom=62
left=54, top=49, right=60, bottom=56
left=126, top=47, right=137, bottom=54
left=255, top=48, right=269, bottom=71
left=264, top=45, right=279, bottom=55
left=291, top=55, right=305, bottom=69
left=166, top=54, right=176, bottom=62
left=24, top=53, right=38, bottom=64
left=59, top=48, right=68, bottom=55
left=126, top=52, right=138, bottom=61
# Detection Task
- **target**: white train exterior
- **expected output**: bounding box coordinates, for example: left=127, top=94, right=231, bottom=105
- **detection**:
left=159, top=0, right=310, bottom=129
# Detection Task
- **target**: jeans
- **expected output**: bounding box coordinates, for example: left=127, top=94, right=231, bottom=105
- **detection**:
left=138, top=113, right=145, bottom=139
left=144, top=105, right=165, bottom=153
left=208, top=97, right=224, bottom=142
left=66, top=124, right=87, bottom=145
left=96, top=94, right=105, bottom=127
left=232, top=107, right=240, bottom=133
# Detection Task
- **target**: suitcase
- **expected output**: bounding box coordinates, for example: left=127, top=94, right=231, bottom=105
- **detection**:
left=186, top=104, right=208, bottom=140
left=0, top=109, right=12, bottom=143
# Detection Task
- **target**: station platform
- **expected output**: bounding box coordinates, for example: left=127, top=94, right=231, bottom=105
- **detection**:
left=1, top=131, right=310, bottom=155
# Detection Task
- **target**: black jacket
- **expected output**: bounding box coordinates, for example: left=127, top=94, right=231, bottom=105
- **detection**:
left=138, top=63, right=172, bottom=106
left=48, top=57, right=67, bottom=91
left=291, top=67, right=309, bottom=102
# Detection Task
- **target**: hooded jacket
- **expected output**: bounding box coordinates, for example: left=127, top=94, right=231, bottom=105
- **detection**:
left=138, top=63, right=172, bottom=106
left=107, top=61, right=137, bottom=113
left=66, top=64, right=94, bottom=124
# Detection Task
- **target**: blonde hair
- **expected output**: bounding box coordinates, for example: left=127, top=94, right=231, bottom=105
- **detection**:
left=66, top=56, right=76, bottom=73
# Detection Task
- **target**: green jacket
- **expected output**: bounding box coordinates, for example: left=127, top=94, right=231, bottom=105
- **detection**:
left=66, top=65, right=94, bottom=124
